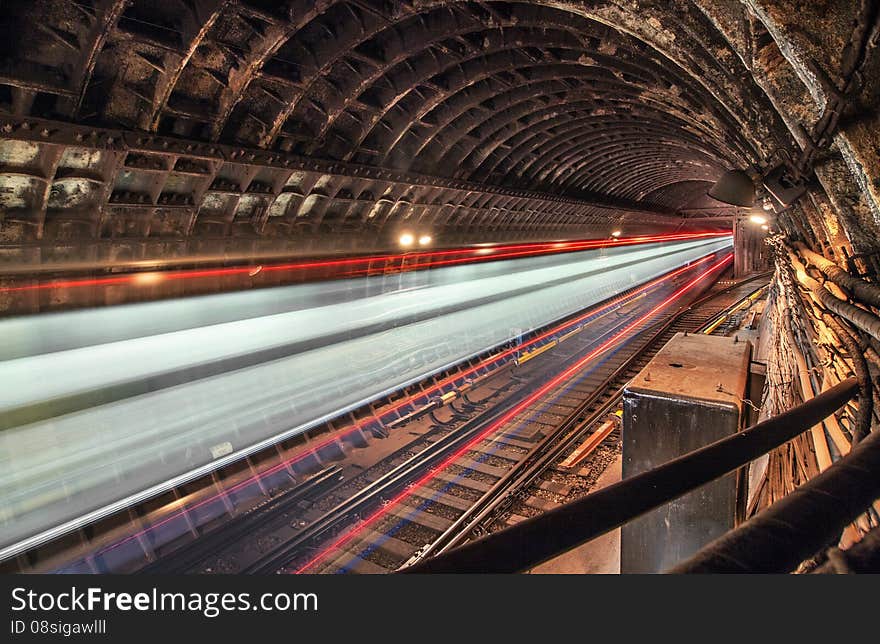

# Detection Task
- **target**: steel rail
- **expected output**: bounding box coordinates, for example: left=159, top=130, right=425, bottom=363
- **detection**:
left=399, top=378, right=856, bottom=573
left=138, top=466, right=343, bottom=575
left=239, top=311, right=641, bottom=574
left=402, top=274, right=771, bottom=566
left=244, top=261, right=725, bottom=573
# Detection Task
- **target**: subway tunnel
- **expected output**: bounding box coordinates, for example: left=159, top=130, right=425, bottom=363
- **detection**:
left=0, top=1, right=878, bottom=575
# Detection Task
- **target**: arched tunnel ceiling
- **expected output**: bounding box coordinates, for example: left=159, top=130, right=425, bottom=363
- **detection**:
left=1, top=1, right=782, bottom=203
left=5, top=0, right=874, bottom=266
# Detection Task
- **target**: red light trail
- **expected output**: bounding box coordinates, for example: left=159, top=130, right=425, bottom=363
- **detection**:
left=294, top=252, right=733, bottom=573
left=0, top=231, right=729, bottom=294
left=91, top=249, right=728, bottom=560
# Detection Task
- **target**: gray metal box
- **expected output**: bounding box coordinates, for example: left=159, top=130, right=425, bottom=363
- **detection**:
left=621, top=333, right=751, bottom=573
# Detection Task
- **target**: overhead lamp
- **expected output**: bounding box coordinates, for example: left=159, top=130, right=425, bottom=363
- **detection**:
left=418, top=234, right=433, bottom=246
left=133, top=272, right=163, bottom=285
left=708, top=169, right=756, bottom=207
left=762, top=164, right=807, bottom=207
left=398, top=232, right=415, bottom=247
left=611, top=230, right=622, bottom=238
left=761, top=224, right=769, bottom=231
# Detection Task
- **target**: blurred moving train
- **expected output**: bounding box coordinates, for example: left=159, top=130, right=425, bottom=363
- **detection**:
left=0, top=234, right=731, bottom=559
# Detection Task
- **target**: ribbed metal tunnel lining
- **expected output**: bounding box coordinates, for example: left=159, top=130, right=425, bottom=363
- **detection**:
left=0, top=0, right=780, bottom=215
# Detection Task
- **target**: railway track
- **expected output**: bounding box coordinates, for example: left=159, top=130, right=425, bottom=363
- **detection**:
left=119, top=255, right=765, bottom=576
left=138, top=466, right=344, bottom=574
left=403, top=274, right=771, bottom=568
left=135, top=261, right=683, bottom=574
left=227, top=273, right=692, bottom=574
left=230, top=263, right=768, bottom=574
left=5, top=249, right=742, bottom=575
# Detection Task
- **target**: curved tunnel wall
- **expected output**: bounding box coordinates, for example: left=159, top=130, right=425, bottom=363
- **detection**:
left=0, top=0, right=801, bottom=285
left=0, top=0, right=878, bottom=570
left=0, top=1, right=876, bottom=260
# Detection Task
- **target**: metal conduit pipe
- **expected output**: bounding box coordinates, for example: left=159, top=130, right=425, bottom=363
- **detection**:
left=670, top=416, right=880, bottom=573
left=788, top=250, right=880, bottom=341
left=796, top=243, right=880, bottom=310
left=400, top=378, right=857, bottom=574
left=812, top=524, right=880, bottom=574
left=782, top=312, right=833, bottom=470
left=822, top=314, right=874, bottom=443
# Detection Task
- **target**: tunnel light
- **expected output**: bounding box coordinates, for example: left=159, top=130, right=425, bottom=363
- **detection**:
left=708, top=169, right=756, bottom=207
left=749, top=214, right=768, bottom=225
left=248, top=265, right=263, bottom=277
left=611, top=230, right=622, bottom=238
left=418, top=234, right=433, bottom=246
left=761, top=224, right=769, bottom=231
left=0, top=232, right=732, bottom=300
left=398, top=232, right=415, bottom=247
left=132, top=272, right=164, bottom=285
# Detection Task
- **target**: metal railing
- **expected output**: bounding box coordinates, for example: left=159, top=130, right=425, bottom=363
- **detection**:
left=400, top=377, right=859, bottom=573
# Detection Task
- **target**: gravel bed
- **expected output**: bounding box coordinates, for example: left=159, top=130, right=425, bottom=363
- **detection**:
left=383, top=519, right=439, bottom=546
left=487, top=442, right=529, bottom=456
left=311, top=492, right=347, bottom=513
left=446, top=463, right=498, bottom=484
left=564, top=443, right=620, bottom=498
left=532, top=488, right=561, bottom=502
left=464, top=450, right=518, bottom=468
left=509, top=504, right=541, bottom=519
left=494, top=440, right=622, bottom=528
left=358, top=547, right=398, bottom=570
left=403, top=497, right=461, bottom=521
left=423, top=479, right=482, bottom=501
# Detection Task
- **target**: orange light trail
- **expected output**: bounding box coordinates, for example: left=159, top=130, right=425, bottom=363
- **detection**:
left=92, top=249, right=727, bottom=559
left=0, top=231, right=729, bottom=294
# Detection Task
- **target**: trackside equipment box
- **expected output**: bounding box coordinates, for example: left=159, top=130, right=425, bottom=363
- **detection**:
left=621, top=332, right=751, bottom=573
